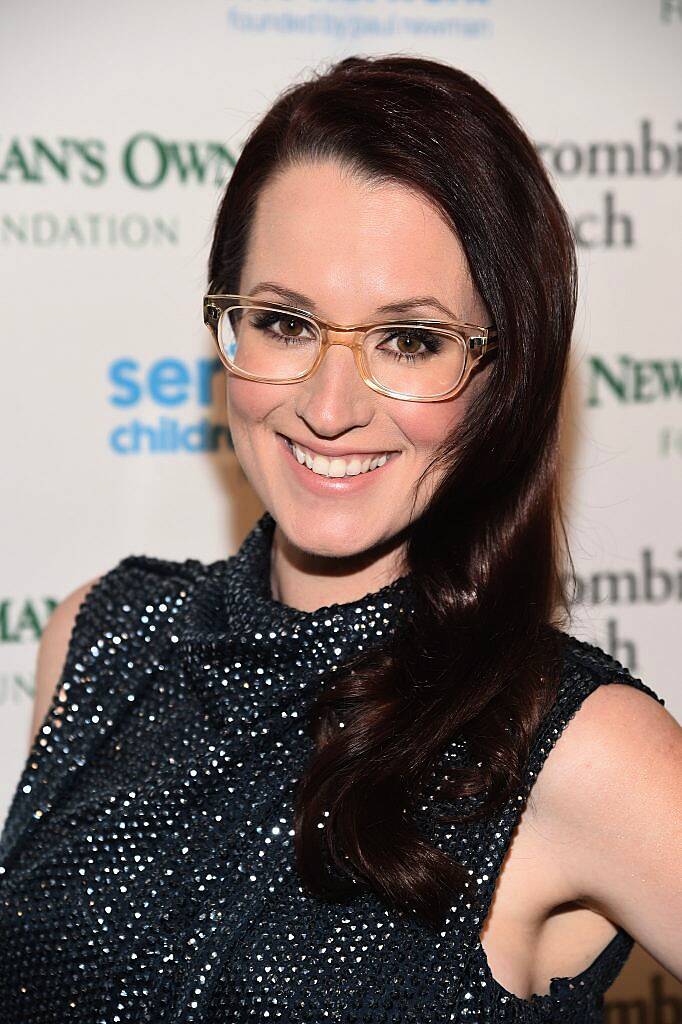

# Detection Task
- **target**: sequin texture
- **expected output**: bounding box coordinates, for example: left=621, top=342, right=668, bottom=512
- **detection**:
left=0, top=511, right=666, bottom=1022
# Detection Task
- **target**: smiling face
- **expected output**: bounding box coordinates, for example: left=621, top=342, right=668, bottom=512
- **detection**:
left=226, top=159, right=492, bottom=574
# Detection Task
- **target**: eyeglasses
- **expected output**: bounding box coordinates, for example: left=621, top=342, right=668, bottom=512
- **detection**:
left=203, top=293, right=498, bottom=403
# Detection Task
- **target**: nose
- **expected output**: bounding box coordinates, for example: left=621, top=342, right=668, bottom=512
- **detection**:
left=294, top=339, right=374, bottom=437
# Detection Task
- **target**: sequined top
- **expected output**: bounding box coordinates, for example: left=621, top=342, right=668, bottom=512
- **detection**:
left=0, top=511, right=665, bottom=1023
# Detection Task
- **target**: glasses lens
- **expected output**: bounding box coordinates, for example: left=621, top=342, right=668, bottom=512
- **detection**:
left=363, top=325, right=466, bottom=399
left=218, top=305, right=320, bottom=380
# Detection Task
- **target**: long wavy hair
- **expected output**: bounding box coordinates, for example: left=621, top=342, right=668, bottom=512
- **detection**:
left=207, top=55, right=578, bottom=930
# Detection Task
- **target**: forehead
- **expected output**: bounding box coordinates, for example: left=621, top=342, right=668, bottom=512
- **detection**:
left=240, top=160, right=477, bottom=319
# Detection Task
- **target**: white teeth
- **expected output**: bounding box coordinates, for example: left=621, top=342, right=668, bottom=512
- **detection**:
left=344, top=458, right=362, bottom=476
left=287, top=438, right=393, bottom=478
left=328, top=458, right=347, bottom=478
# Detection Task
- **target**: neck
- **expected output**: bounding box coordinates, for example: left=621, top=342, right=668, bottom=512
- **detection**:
left=269, top=521, right=409, bottom=613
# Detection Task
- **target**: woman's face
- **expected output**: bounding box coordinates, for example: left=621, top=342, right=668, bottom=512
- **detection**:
left=226, top=160, right=492, bottom=562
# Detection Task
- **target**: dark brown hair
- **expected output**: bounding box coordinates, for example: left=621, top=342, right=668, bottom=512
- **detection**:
left=207, top=54, right=577, bottom=929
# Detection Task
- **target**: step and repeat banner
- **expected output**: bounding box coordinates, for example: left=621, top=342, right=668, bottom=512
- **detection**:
left=2, top=0, right=680, bottom=1011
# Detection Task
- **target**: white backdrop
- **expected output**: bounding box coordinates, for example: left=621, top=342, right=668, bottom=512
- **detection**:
left=1, top=0, right=681, bottom=1007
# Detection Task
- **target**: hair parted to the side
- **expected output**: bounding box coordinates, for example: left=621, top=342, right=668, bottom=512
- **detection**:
left=207, top=54, right=578, bottom=930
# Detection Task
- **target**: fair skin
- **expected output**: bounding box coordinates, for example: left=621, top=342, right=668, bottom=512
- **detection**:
left=30, top=160, right=682, bottom=999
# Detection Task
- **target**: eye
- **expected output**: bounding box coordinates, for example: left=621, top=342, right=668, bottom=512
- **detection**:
left=372, top=328, right=446, bottom=361
left=250, top=310, right=316, bottom=343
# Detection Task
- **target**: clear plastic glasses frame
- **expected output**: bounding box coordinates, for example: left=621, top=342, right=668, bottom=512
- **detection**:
left=203, top=293, right=498, bottom=403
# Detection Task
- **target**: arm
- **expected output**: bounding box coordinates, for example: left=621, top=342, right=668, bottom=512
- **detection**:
left=29, top=576, right=101, bottom=751
left=530, top=682, right=682, bottom=981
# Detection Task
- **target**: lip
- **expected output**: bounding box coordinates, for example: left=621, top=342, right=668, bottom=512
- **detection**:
left=277, top=433, right=399, bottom=492
left=278, top=432, right=398, bottom=460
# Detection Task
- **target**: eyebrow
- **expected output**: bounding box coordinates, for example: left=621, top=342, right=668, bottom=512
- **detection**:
left=248, top=281, right=461, bottom=321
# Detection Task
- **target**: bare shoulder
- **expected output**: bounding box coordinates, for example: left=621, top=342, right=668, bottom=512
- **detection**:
left=30, top=575, right=102, bottom=747
left=530, top=680, right=682, bottom=978
left=531, top=681, right=679, bottom=810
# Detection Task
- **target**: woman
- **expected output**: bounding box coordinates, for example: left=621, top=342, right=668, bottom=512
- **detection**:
left=1, top=55, right=680, bottom=1023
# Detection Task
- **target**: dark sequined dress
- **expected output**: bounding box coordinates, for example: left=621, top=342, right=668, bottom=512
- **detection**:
left=0, top=511, right=665, bottom=1023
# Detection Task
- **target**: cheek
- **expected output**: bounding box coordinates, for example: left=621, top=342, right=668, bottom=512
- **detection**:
left=226, top=379, right=284, bottom=473
left=227, top=378, right=280, bottom=426
left=393, top=361, right=490, bottom=455
left=394, top=400, right=465, bottom=455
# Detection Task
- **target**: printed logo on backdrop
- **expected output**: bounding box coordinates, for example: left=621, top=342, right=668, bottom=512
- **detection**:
left=107, top=351, right=682, bottom=457
left=108, top=356, right=233, bottom=455
left=3, top=119, right=680, bottom=249
left=0, top=134, right=236, bottom=188
left=588, top=356, right=682, bottom=407
left=0, top=133, right=237, bottom=247
left=0, top=0, right=496, bottom=247
left=0, top=597, right=56, bottom=708
left=563, top=548, right=682, bottom=673
left=536, top=120, right=682, bottom=248
left=587, top=354, right=682, bottom=458
left=225, top=0, right=493, bottom=41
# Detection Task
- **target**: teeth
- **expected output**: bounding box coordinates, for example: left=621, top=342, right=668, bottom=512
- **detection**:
left=287, top=439, right=392, bottom=478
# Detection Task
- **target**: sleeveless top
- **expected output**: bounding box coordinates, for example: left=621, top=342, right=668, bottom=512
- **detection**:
left=0, top=510, right=665, bottom=1024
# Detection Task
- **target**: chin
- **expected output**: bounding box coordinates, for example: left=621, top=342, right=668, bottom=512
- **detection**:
left=276, top=507, right=380, bottom=561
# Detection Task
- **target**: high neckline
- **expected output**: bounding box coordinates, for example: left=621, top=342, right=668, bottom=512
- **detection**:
left=178, top=510, right=417, bottom=673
